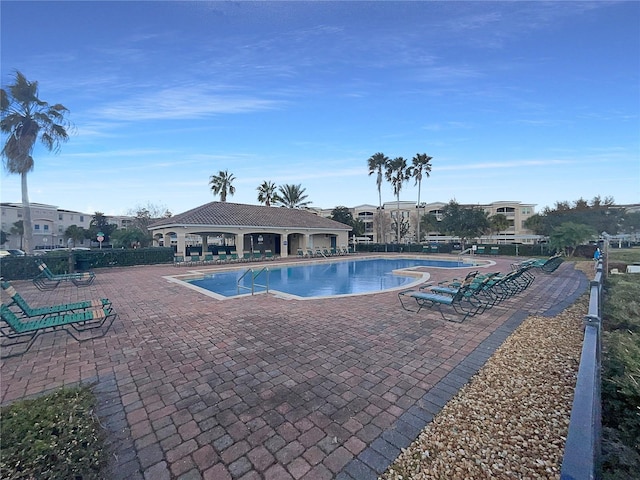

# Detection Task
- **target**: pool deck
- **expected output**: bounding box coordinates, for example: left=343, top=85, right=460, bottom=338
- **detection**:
left=0, top=254, right=588, bottom=480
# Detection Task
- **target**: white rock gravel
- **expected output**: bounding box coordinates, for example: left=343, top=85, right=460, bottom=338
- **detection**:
left=380, top=265, right=591, bottom=480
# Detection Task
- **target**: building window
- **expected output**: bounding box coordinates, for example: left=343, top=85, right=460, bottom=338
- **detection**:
left=34, top=224, right=40, bottom=230
left=80, top=216, right=84, bottom=222
left=59, top=214, right=63, bottom=220
left=44, top=225, right=49, bottom=231
left=521, top=208, right=531, bottom=215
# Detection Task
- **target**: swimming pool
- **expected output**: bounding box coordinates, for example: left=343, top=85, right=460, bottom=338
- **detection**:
left=185, top=257, right=476, bottom=299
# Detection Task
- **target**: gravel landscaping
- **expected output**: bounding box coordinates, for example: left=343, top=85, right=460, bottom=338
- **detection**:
left=380, top=264, right=592, bottom=480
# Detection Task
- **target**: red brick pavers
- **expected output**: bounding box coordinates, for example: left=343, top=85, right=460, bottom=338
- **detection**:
left=0, top=256, right=587, bottom=479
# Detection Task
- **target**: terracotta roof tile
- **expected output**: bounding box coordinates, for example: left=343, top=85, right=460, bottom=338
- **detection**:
left=149, top=202, right=351, bottom=231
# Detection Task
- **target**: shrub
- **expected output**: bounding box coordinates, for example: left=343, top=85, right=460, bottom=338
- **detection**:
left=0, top=385, right=107, bottom=479
left=602, top=272, right=640, bottom=477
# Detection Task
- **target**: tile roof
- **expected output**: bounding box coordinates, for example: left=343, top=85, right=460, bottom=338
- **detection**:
left=148, top=202, right=352, bottom=231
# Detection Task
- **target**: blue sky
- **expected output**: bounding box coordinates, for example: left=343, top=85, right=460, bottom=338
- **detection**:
left=1, top=1, right=638, bottom=217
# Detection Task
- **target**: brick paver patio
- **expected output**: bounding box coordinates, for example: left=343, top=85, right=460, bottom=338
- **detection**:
left=0, top=255, right=587, bottom=479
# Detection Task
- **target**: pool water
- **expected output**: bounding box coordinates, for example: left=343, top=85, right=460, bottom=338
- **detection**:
left=187, top=257, right=472, bottom=299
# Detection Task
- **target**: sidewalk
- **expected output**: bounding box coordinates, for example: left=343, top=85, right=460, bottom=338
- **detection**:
left=0, top=257, right=588, bottom=480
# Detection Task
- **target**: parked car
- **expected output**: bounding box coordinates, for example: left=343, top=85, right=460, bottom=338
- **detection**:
left=0, top=249, right=26, bottom=257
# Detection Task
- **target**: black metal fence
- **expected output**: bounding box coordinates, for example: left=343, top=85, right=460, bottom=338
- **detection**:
left=560, top=258, right=604, bottom=479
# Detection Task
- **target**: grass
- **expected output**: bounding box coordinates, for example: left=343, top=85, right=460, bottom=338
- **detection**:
left=601, top=249, right=640, bottom=479
left=0, top=384, right=108, bottom=480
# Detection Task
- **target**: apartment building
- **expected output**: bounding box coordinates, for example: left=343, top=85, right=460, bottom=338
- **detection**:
left=1, top=202, right=93, bottom=250
left=319, top=200, right=539, bottom=244
left=0, top=203, right=140, bottom=250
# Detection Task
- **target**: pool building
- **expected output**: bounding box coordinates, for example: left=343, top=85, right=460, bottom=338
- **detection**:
left=148, top=201, right=352, bottom=258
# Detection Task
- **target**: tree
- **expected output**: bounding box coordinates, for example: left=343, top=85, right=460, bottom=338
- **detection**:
left=209, top=170, right=236, bottom=202
left=489, top=214, right=510, bottom=241
left=1, top=71, right=73, bottom=253
left=9, top=220, right=24, bottom=250
left=127, top=203, right=172, bottom=232
left=0, top=230, right=7, bottom=246
left=385, top=156, right=410, bottom=243
left=390, top=214, right=411, bottom=243
left=549, top=222, right=597, bottom=257
left=89, top=212, right=116, bottom=242
left=329, top=206, right=362, bottom=236
left=257, top=181, right=279, bottom=207
left=367, top=152, right=389, bottom=242
left=329, top=206, right=355, bottom=226
left=409, top=153, right=433, bottom=243
left=526, top=197, right=625, bottom=237
left=420, top=212, right=440, bottom=238
left=276, top=184, right=311, bottom=208
left=64, top=225, right=86, bottom=248
left=110, top=227, right=150, bottom=248
left=439, top=200, right=489, bottom=248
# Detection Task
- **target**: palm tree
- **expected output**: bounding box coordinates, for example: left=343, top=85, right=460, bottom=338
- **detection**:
left=276, top=184, right=311, bottom=208
left=489, top=213, right=510, bottom=243
left=1, top=71, right=73, bottom=253
left=257, top=181, right=279, bottom=206
left=409, top=153, right=433, bottom=243
left=367, top=152, right=389, bottom=242
left=385, top=156, right=410, bottom=243
left=209, top=170, right=236, bottom=202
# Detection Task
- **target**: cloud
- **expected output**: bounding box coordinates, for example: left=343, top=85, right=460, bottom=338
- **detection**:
left=95, top=85, right=282, bottom=121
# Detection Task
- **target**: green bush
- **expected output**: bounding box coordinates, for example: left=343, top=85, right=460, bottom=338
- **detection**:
left=0, top=247, right=174, bottom=280
left=0, top=385, right=107, bottom=479
left=602, top=273, right=640, bottom=477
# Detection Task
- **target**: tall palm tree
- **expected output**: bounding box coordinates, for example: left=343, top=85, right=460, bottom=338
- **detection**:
left=1, top=71, right=73, bottom=253
left=209, top=170, right=236, bottom=201
left=257, top=180, right=279, bottom=206
left=385, top=156, right=410, bottom=243
left=410, top=153, right=433, bottom=243
left=367, top=152, right=389, bottom=242
left=276, top=184, right=311, bottom=208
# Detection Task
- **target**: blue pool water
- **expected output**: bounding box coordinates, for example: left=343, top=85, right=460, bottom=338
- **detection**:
left=187, top=257, right=471, bottom=298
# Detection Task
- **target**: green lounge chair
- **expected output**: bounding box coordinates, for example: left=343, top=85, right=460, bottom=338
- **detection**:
left=188, top=254, right=202, bottom=265
left=475, top=246, right=485, bottom=255
left=217, top=253, right=228, bottom=263
left=252, top=251, right=263, bottom=261
left=398, top=283, right=484, bottom=323
left=1, top=303, right=116, bottom=359
left=2, top=280, right=111, bottom=317
left=490, top=246, right=500, bottom=255
left=264, top=250, right=275, bottom=260
left=33, top=259, right=95, bottom=291
left=174, top=255, right=186, bottom=266
left=203, top=254, right=215, bottom=265
left=297, top=249, right=305, bottom=258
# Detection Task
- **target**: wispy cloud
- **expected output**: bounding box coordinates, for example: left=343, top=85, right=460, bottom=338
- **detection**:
left=95, top=85, right=282, bottom=121
left=436, top=159, right=575, bottom=172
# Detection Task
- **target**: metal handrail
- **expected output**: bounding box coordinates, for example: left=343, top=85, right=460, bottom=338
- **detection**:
left=560, top=259, right=604, bottom=480
left=237, top=267, right=269, bottom=295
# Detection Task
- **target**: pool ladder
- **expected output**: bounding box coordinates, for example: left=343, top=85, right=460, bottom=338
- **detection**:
left=237, top=267, right=270, bottom=295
